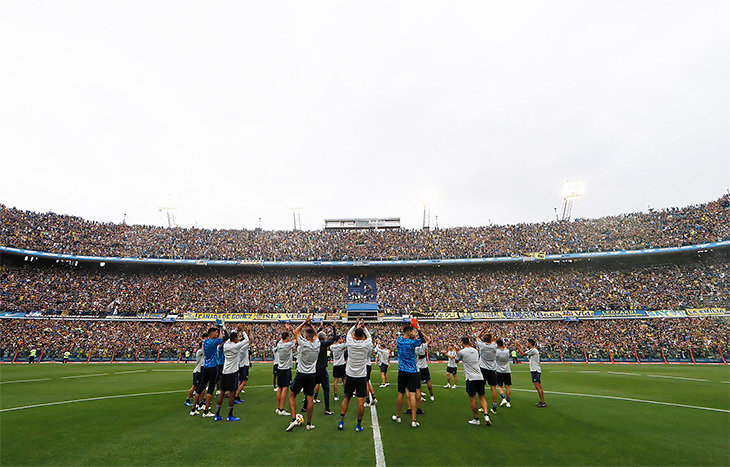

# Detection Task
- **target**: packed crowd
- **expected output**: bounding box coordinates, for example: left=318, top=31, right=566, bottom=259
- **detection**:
left=2, top=195, right=728, bottom=261
left=2, top=317, right=728, bottom=362
left=1, top=260, right=726, bottom=316
left=0, top=266, right=345, bottom=315
left=377, top=262, right=729, bottom=313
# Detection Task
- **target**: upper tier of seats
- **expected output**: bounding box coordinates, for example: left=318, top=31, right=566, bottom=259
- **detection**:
left=1, top=194, right=728, bottom=261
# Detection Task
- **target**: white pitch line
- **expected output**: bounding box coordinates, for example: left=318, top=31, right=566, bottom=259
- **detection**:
left=114, top=369, right=148, bottom=375
left=607, top=371, right=641, bottom=376
left=646, top=374, right=709, bottom=382
left=577, top=370, right=600, bottom=374
left=61, top=373, right=109, bottom=379
left=0, top=378, right=51, bottom=384
left=0, top=390, right=185, bottom=413
left=510, top=388, right=729, bottom=413
left=151, top=369, right=190, bottom=372
left=370, top=405, right=386, bottom=467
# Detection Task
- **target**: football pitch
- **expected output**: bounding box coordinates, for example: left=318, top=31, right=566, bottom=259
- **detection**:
left=1, top=363, right=728, bottom=466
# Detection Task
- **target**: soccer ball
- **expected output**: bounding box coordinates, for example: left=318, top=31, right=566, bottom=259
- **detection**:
left=295, top=413, right=304, bottom=425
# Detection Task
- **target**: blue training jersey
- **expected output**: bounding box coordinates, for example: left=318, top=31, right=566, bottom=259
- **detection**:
left=203, top=337, right=226, bottom=368
left=396, top=336, right=422, bottom=373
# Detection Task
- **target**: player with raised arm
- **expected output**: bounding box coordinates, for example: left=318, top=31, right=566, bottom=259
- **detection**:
left=312, top=322, right=338, bottom=415
left=375, top=341, right=390, bottom=387
left=338, top=318, right=373, bottom=432
left=416, top=339, right=434, bottom=402
left=495, top=339, right=512, bottom=408
left=286, top=316, right=320, bottom=432
left=214, top=330, right=249, bottom=421
left=392, top=323, right=429, bottom=428
left=275, top=325, right=295, bottom=416
left=456, top=336, right=492, bottom=426
left=190, top=324, right=229, bottom=417
left=234, top=324, right=251, bottom=404
left=476, top=326, right=499, bottom=414
left=330, top=336, right=347, bottom=401
left=517, top=338, right=546, bottom=407
left=185, top=340, right=205, bottom=408
left=445, top=345, right=458, bottom=389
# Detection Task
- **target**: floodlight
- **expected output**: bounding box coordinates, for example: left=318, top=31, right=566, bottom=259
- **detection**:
left=562, top=181, right=585, bottom=201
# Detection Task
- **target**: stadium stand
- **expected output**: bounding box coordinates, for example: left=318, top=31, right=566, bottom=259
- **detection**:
left=1, top=194, right=728, bottom=260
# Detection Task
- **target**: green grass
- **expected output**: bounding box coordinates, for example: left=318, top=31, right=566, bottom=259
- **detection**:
left=1, top=363, right=728, bottom=466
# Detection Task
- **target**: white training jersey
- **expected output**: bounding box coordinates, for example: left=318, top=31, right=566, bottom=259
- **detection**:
left=345, top=326, right=373, bottom=378
left=446, top=350, right=457, bottom=368
left=331, top=342, right=347, bottom=366
left=276, top=340, right=296, bottom=370
left=495, top=348, right=511, bottom=373
left=222, top=340, right=248, bottom=375
left=526, top=347, right=541, bottom=373
left=477, top=340, right=498, bottom=371
left=376, top=346, right=390, bottom=365
left=295, top=336, right=320, bottom=374
left=237, top=332, right=250, bottom=367
left=456, top=347, right=483, bottom=381
left=415, top=343, right=429, bottom=370
left=193, top=348, right=205, bottom=373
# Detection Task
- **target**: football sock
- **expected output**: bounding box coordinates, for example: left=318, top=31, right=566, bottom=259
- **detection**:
left=228, top=407, right=234, bottom=417
left=493, top=403, right=497, bottom=410
left=314, top=392, right=319, bottom=399
left=357, top=418, right=362, bottom=424
left=340, top=414, right=345, bottom=423
left=500, top=393, right=505, bottom=399
left=216, top=405, right=221, bottom=416
left=506, top=396, right=511, bottom=402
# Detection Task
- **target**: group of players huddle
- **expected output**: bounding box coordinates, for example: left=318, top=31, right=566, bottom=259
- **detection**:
left=184, top=317, right=547, bottom=431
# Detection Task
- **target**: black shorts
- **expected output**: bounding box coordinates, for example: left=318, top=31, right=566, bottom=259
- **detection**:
left=291, top=372, right=317, bottom=397
left=397, top=371, right=421, bottom=394
left=238, top=366, right=249, bottom=382
left=531, top=371, right=542, bottom=383
left=193, top=371, right=201, bottom=387
left=379, top=363, right=389, bottom=374
left=277, top=368, right=292, bottom=388
left=221, top=372, right=238, bottom=392
left=198, top=366, right=218, bottom=394
left=366, top=365, right=372, bottom=379
left=344, top=376, right=368, bottom=399
left=216, top=364, right=224, bottom=381
left=273, top=363, right=278, bottom=375
left=333, top=364, right=346, bottom=379
left=465, top=379, right=486, bottom=397
left=481, top=368, right=498, bottom=386
left=497, top=372, right=512, bottom=387
left=446, top=366, right=457, bottom=375
left=419, top=367, right=431, bottom=383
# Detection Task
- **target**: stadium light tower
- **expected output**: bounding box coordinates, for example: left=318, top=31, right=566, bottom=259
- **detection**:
left=559, top=181, right=585, bottom=222
left=419, top=191, right=439, bottom=230
left=288, top=200, right=304, bottom=231
left=158, top=207, right=177, bottom=228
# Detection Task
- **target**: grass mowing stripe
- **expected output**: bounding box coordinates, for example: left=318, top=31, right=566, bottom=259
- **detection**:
left=370, top=404, right=386, bottom=467
left=645, top=374, right=709, bottom=382
left=61, top=373, right=109, bottom=379
left=510, top=388, right=730, bottom=413
left=0, top=378, right=51, bottom=384
left=0, top=390, right=186, bottom=412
